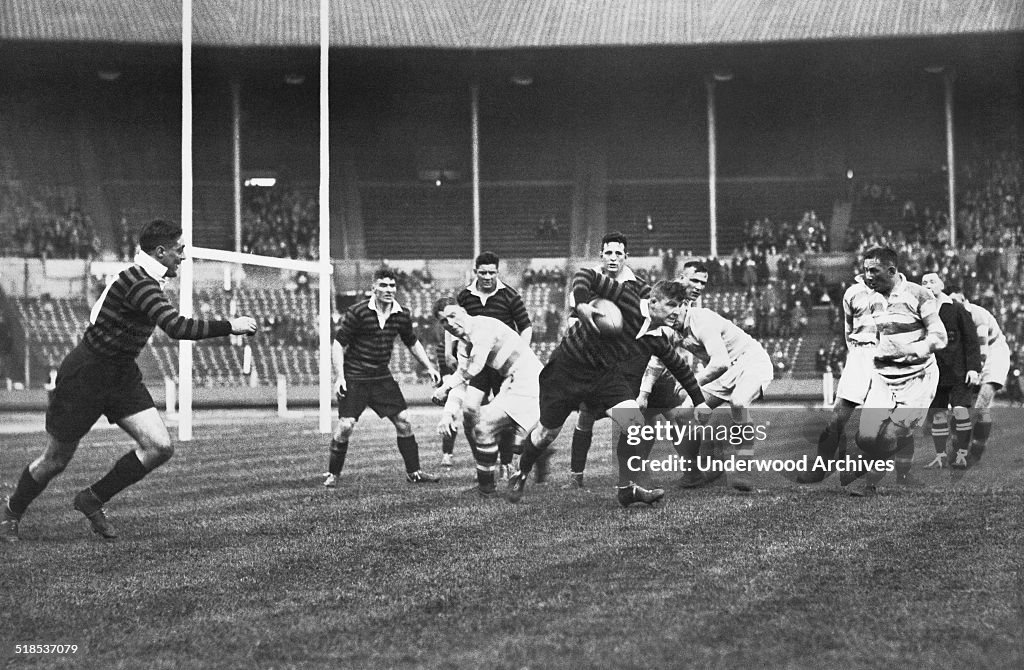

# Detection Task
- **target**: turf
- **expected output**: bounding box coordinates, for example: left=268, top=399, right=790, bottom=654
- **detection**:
left=1, top=407, right=1022, bottom=669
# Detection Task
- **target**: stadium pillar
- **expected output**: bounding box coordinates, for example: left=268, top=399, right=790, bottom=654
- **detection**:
left=943, top=70, right=956, bottom=248
left=232, top=80, right=242, bottom=254
left=471, top=83, right=481, bottom=260
left=706, top=77, right=719, bottom=259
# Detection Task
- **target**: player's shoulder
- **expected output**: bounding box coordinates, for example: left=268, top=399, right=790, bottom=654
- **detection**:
left=455, top=287, right=473, bottom=303
left=843, top=281, right=870, bottom=300
left=498, top=284, right=523, bottom=298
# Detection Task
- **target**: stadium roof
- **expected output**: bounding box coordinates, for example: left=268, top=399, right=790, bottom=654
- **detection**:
left=1, top=0, right=1021, bottom=48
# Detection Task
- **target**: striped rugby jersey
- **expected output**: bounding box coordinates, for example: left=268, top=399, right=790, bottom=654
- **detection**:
left=559, top=267, right=704, bottom=405
left=453, top=315, right=541, bottom=380
left=334, top=296, right=418, bottom=380
left=843, top=275, right=886, bottom=348
left=457, top=279, right=531, bottom=333
left=963, top=302, right=1007, bottom=350
left=640, top=307, right=763, bottom=393
left=871, top=276, right=944, bottom=384
left=83, top=251, right=231, bottom=360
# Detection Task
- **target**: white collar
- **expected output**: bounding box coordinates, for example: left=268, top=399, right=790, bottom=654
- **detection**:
left=634, top=299, right=656, bottom=339
left=135, top=250, right=169, bottom=286
left=466, top=277, right=507, bottom=300
left=368, top=295, right=403, bottom=315
left=595, top=264, right=638, bottom=283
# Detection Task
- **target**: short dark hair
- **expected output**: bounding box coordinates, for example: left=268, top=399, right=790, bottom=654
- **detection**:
left=475, top=251, right=500, bottom=268
left=650, top=280, right=688, bottom=303
left=601, top=231, right=628, bottom=252
left=432, top=296, right=457, bottom=318
left=681, top=260, right=708, bottom=274
left=862, top=246, right=899, bottom=269
left=373, top=267, right=398, bottom=283
left=138, top=219, right=182, bottom=253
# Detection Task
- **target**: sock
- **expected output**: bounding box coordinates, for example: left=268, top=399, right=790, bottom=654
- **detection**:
left=498, top=432, right=514, bottom=466
left=894, top=435, right=914, bottom=477
left=328, top=439, right=349, bottom=476
left=8, top=467, right=49, bottom=516
left=616, top=432, right=638, bottom=486
left=474, top=441, right=499, bottom=489
left=569, top=428, right=593, bottom=474
left=396, top=435, right=421, bottom=474
left=90, top=452, right=150, bottom=504
left=954, top=416, right=973, bottom=453
left=931, top=417, right=950, bottom=454
left=517, top=434, right=544, bottom=476
left=441, top=433, right=455, bottom=456
left=972, top=420, right=992, bottom=451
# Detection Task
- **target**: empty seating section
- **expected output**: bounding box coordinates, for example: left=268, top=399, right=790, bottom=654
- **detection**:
left=13, top=297, right=88, bottom=368
left=478, top=184, right=573, bottom=258
left=360, top=184, right=474, bottom=259
left=607, top=182, right=710, bottom=254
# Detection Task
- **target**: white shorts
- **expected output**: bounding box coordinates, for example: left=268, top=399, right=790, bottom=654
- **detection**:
left=836, top=345, right=876, bottom=405
left=702, top=347, right=774, bottom=406
left=488, top=359, right=541, bottom=431
left=982, top=340, right=1011, bottom=388
left=859, top=362, right=939, bottom=436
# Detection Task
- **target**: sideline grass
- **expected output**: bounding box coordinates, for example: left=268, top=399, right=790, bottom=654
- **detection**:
left=2, top=408, right=1022, bottom=668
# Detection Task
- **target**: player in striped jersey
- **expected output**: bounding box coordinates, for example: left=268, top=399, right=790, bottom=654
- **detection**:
left=638, top=304, right=774, bottom=491
left=431, top=301, right=542, bottom=497
left=1, top=220, right=258, bottom=541
left=798, top=269, right=889, bottom=484
left=850, top=247, right=946, bottom=495
left=324, top=268, right=442, bottom=488
left=920, top=276, right=981, bottom=472
left=445, top=251, right=532, bottom=473
left=508, top=275, right=709, bottom=506
left=949, top=288, right=1010, bottom=467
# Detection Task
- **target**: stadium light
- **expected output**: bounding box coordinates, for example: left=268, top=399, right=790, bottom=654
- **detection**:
left=97, top=69, right=121, bottom=82
left=284, top=73, right=306, bottom=85
left=711, top=69, right=734, bottom=82
left=924, top=64, right=945, bottom=74
left=510, top=73, right=534, bottom=86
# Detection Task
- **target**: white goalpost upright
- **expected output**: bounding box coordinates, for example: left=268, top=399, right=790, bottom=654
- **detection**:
left=177, top=0, right=334, bottom=440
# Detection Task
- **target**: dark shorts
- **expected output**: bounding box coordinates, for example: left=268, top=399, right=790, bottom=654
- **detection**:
left=46, top=343, right=155, bottom=443
left=539, top=351, right=634, bottom=429
left=469, top=366, right=503, bottom=398
left=930, top=383, right=974, bottom=410
left=339, top=376, right=408, bottom=420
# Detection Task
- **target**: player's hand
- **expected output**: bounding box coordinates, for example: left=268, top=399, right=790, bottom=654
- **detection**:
left=437, top=412, right=459, bottom=439
left=229, top=316, right=258, bottom=335
left=431, top=386, right=450, bottom=406
left=636, top=392, right=649, bottom=411
left=574, top=302, right=602, bottom=333
left=966, top=370, right=981, bottom=386
left=427, top=368, right=442, bottom=386
left=924, top=453, right=947, bottom=469
left=335, top=379, right=347, bottom=403
left=694, top=403, right=713, bottom=425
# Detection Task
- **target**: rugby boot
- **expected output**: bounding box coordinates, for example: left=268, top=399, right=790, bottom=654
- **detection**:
left=73, top=488, right=117, bottom=540
left=1, top=498, right=20, bottom=542
left=616, top=482, right=665, bottom=507
left=507, top=472, right=528, bottom=503
left=406, top=470, right=441, bottom=483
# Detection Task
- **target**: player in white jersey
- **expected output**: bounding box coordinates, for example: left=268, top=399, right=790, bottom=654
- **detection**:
left=848, top=247, right=946, bottom=495
left=949, top=289, right=1010, bottom=467
left=432, top=300, right=542, bottom=497
left=638, top=303, right=774, bottom=491
left=798, top=271, right=888, bottom=483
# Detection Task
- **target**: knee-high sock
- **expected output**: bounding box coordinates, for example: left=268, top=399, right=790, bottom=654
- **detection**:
left=474, top=440, right=499, bottom=488
left=7, top=467, right=49, bottom=516
left=894, top=435, right=914, bottom=476
left=328, top=439, right=349, bottom=476
left=441, top=433, right=456, bottom=456
left=817, top=424, right=843, bottom=460
left=569, top=428, right=593, bottom=475
left=517, top=434, right=545, bottom=476
left=954, top=416, right=973, bottom=453
left=498, top=432, right=514, bottom=466
left=616, top=432, right=639, bottom=487
left=91, top=451, right=150, bottom=503
left=971, top=419, right=993, bottom=453
left=396, top=435, right=421, bottom=474
left=931, top=415, right=950, bottom=454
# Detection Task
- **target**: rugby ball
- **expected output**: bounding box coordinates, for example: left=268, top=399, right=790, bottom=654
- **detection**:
left=589, top=298, right=623, bottom=337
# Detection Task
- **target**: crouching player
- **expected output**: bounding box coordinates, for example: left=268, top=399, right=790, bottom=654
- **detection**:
left=432, top=300, right=542, bottom=497
left=638, top=303, right=774, bottom=491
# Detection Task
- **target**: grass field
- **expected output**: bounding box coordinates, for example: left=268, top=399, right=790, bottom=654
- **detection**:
left=2, top=406, right=1023, bottom=669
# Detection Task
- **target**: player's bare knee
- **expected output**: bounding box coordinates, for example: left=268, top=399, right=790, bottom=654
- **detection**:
left=392, top=414, right=413, bottom=437
left=144, top=433, right=175, bottom=461
left=334, top=418, right=356, bottom=440
left=575, top=409, right=596, bottom=432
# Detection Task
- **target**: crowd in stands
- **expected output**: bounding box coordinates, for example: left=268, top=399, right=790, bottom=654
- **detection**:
left=743, top=211, right=830, bottom=254
left=521, top=266, right=566, bottom=287
left=0, top=181, right=101, bottom=259
left=241, top=186, right=319, bottom=260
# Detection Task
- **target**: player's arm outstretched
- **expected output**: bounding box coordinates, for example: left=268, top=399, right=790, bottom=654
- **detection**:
left=131, top=281, right=257, bottom=339
left=649, top=337, right=712, bottom=422
left=332, top=339, right=346, bottom=397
